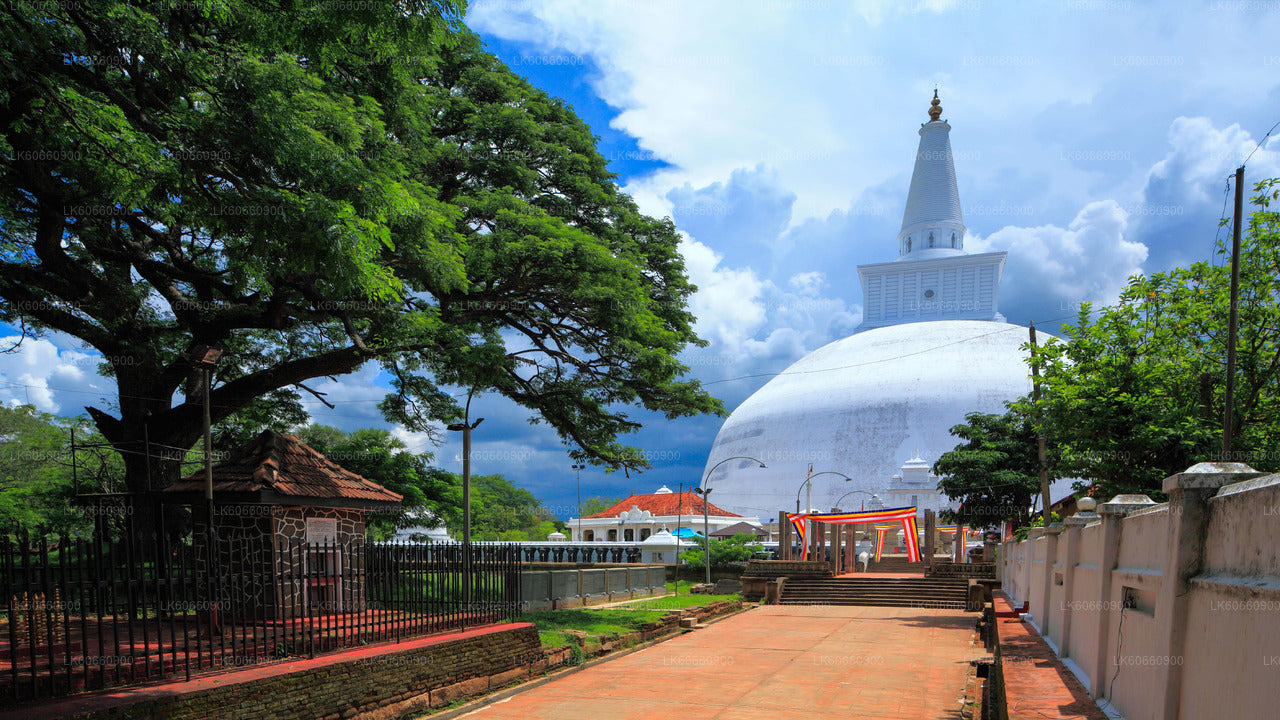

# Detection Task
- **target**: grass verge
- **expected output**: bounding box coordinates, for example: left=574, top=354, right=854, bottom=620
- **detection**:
left=525, top=581, right=743, bottom=649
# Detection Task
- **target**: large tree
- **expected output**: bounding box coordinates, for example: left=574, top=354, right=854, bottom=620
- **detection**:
left=932, top=407, right=1055, bottom=529
left=1030, top=179, right=1280, bottom=498
left=0, top=1, right=722, bottom=529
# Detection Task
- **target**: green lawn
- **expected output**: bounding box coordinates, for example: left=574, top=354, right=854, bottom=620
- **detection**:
left=524, top=581, right=744, bottom=648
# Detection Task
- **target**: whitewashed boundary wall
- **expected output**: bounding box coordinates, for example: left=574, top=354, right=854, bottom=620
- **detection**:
left=999, top=463, right=1280, bottom=720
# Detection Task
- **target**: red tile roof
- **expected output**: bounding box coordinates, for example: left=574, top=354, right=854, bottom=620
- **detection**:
left=585, top=491, right=740, bottom=519
left=165, top=430, right=403, bottom=506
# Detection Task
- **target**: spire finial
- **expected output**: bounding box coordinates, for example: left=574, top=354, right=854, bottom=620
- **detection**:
left=928, top=89, right=942, bottom=122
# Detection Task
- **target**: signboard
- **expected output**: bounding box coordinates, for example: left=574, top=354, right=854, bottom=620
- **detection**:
left=306, top=517, right=338, bottom=544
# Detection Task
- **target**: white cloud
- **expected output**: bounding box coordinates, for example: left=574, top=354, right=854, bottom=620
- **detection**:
left=470, top=0, right=1280, bottom=228
left=679, top=234, right=767, bottom=352
left=391, top=426, right=440, bottom=456
left=0, top=337, right=104, bottom=414
left=971, top=200, right=1147, bottom=322
left=788, top=271, right=825, bottom=297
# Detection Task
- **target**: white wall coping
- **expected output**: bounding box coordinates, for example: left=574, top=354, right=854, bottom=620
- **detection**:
left=1214, top=471, right=1280, bottom=498
left=1123, top=503, right=1169, bottom=519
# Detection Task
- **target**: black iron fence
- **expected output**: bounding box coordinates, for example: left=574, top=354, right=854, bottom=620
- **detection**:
left=0, top=527, right=521, bottom=704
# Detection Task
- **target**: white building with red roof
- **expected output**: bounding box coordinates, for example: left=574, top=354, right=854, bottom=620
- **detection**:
left=567, top=485, right=760, bottom=543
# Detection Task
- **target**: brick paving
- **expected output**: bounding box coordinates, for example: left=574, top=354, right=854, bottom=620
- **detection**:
left=454, top=605, right=981, bottom=720
left=993, top=593, right=1109, bottom=720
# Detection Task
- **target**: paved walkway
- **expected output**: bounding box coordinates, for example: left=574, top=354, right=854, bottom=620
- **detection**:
left=994, top=593, right=1108, bottom=720
left=456, top=605, right=981, bottom=720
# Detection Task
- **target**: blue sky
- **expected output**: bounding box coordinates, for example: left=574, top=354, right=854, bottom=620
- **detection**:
left=5, top=0, right=1280, bottom=519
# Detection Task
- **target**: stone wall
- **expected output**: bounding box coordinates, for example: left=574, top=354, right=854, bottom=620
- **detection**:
left=520, top=565, right=666, bottom=610
left=55, top=623, right=542, bottom=720
left=999, top=464, right=1280, bottom=720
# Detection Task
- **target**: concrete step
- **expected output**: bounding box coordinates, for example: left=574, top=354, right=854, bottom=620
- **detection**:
left=779, top=576, right=973, bottom=610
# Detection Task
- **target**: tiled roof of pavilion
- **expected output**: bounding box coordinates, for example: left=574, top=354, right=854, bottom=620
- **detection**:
left=164, top=430, right=402, bottom=507
left=585, top=489, right=740, bottom=519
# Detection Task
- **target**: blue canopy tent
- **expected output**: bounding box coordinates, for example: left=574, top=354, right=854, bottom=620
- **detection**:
left=671, top=528, right=703, bottom=538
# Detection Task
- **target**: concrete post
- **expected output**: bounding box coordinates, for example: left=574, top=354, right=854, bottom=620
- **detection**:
left=1090, top=494, right=1157, bottom=699
left=1026, top=526, right=1046, bottom=626
left=1040, top=523, right=1064, bottom=638
left=1058, top=498, right=1098, bottom=660
left=1155, top=463, right=1262, bottom=720
left=924, top=510, right=935, bottom=567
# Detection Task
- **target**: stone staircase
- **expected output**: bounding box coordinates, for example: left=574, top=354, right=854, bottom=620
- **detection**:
left=778, top=576, right=971, bottom=610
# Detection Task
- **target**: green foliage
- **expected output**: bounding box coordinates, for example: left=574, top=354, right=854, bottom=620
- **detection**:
left=1013, top=512, right=1062, bottom=541
left=0, top=1, right=723, bottom=519
left=678, top=532, right=762, bottom=570
left=293, top=424, right=449, bottom=539
left=1031, top=180, right=1280, bottom=498
left=0, top=405, right=123, bottom=531
left=933, top=407, right=1057, bottom=528
left=579, top=496, right=622, bottom=517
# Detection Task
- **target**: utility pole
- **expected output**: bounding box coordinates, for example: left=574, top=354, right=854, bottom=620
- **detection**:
left=572, top=464, right=585, bottom=541
left=447, top=391, right=483, bottom=617
left=1029, top=323, right=1052, bottom=526
left=1224, top=166, right=1245, bottom=458
left=192, top=346, right=222, bottom=637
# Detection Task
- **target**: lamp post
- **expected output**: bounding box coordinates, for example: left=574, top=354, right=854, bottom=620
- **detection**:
left=698, top=456, right=767, bottom=586
left=692, top=487, right=713, bottom=585
left=446, top=390, right=483, bottom=614
left=834, top=489, right=877, bottom=512
left=572, top=463, right=585, bottom=542
left=795, top=471, right=853, bottom=513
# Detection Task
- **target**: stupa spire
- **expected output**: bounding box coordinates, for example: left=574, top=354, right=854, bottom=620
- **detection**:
left=897, top=91, right=965, bottom=259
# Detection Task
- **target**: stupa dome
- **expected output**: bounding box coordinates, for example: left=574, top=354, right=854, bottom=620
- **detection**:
left=703, top=320, right=1045, bottom=517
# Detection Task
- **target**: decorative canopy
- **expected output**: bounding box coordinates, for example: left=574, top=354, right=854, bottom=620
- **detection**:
left=164, top=430, right=403, bottom=510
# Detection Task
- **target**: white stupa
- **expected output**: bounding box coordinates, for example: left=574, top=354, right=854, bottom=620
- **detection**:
left=703, top=92, right=1055, bottom=519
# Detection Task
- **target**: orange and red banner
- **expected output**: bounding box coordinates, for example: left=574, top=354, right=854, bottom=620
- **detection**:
left=788, top=507, right=921, bottom=562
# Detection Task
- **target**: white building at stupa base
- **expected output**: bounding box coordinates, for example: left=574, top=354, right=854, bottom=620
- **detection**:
left=704, top=92, right=1068, bottom=522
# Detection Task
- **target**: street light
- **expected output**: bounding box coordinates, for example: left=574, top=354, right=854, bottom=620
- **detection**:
left=692, top=487, right=713, bottom=585
left=697, top=456, right=767, bottom=586
left=446, top=389, right=483, bottom=615
left=795, top=471, right=853, bottom=514
left=572, top=463, right=585, bottom=542
left=834, top=489, right=878, bottom=511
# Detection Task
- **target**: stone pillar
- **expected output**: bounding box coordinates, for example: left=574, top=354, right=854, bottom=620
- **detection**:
left=1154, top=463, right=1262, bottom=720
left=845, top=525, right=856, bottom=574
left=779, top=511, right=790, bottom=560
left=829, top=523, right=839, bottom=574
left=1090, top=494, right=1157, bottom=699
left=923, top=510, right=935, bottom=568
left=1058, top=498, right=1098, bottom=659
left=983, top=531, right=997, bottom=564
